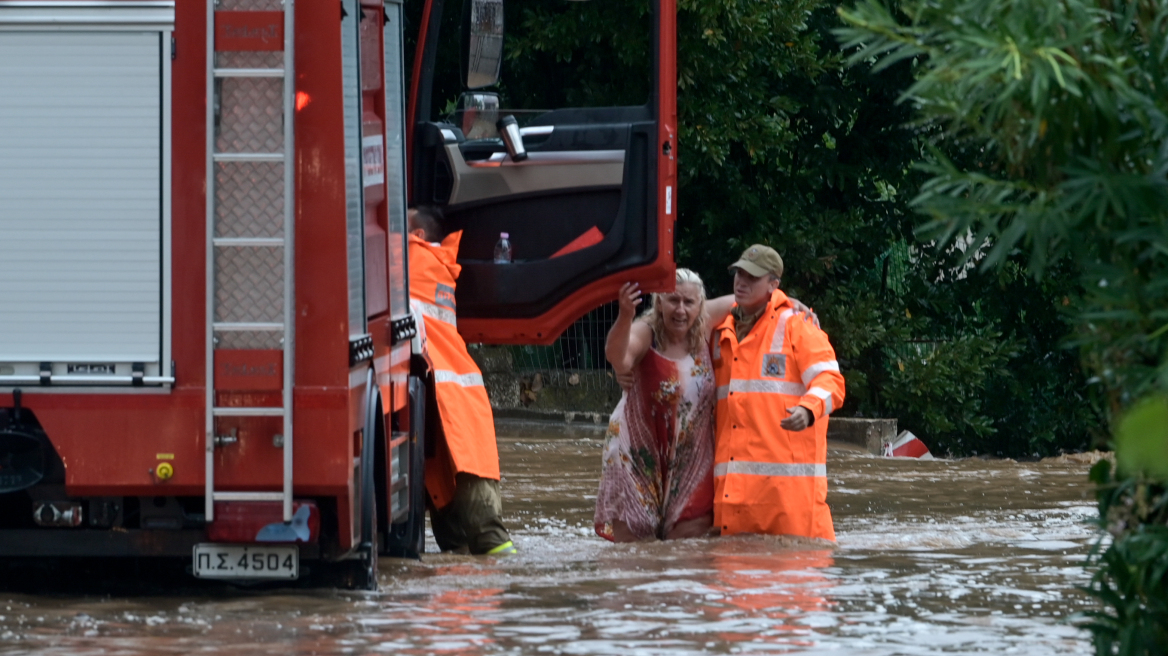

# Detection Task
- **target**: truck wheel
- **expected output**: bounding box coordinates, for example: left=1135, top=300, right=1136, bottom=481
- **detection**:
left=383, top=374, right=427, bottom=558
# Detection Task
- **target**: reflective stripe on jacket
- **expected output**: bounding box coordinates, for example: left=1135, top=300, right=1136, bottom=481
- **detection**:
left=712, top=289, right=845, bottom=541
left=409, top=231, right=500, bottom=509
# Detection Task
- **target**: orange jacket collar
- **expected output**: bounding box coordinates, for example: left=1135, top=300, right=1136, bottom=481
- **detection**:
left=768, top=289, right=790, bottom=311
left=723, top=289, right=792, bottom=329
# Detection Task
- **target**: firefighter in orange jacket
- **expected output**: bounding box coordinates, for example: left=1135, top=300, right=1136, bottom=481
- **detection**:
left=409, top=206, right=515, bottom=555
left=712, top=245, right=845, bottom=541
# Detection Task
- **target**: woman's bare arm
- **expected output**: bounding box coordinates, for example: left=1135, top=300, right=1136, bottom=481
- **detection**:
left=704, top=293, right=820, bottom=331
left=605, top=283, right=653, bottom=374
left=705, top=295, right=736, bottom=330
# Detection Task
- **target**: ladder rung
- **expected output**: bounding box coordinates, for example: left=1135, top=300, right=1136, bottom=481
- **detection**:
left=213, top=407, right=285, bottom=417
left=213, top=153, right=284, bottom=163
left=213, top=237, right=285, bottom=247
left=213, top=492, right=286, bottom=502
left=213, top=67, right=286, bottom=78
left=213, top=322, right=284, bottom=332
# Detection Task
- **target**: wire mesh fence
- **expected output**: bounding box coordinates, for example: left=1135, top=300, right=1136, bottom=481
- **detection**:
left=474, top=302, right=621, bottom=396
left=513, top=301, right=621, bottom=396
left=512, top=302, right=618, bottom=370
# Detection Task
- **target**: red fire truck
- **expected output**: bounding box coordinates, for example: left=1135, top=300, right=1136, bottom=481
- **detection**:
left=0, top=0, right=675, bottom=589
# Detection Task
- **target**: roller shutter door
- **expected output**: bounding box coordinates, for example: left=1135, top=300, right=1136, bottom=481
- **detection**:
left=0, top=14, right=171, bottom=381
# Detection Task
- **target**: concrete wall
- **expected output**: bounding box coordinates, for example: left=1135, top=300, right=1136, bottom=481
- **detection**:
left=826, top=418, right=898, bottom=454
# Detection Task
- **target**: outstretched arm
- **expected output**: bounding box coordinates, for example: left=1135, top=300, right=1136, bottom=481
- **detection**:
left=705, top=294, right=820, bottom=330
left=706, top=295, right=736, bottom=332
left=606, top=283, right=652, bottom=375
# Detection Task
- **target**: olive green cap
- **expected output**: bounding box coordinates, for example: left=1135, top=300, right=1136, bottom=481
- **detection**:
left=729, top=244, right=783, bottom=279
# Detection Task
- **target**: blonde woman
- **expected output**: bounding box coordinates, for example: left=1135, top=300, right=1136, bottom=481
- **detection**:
left=594, top=268, right=717, bottom=541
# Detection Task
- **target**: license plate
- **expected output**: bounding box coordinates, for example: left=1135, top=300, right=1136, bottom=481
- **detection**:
left=192, top=544, right=299, bottom=580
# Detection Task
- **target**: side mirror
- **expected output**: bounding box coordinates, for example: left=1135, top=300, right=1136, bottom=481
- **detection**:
left=461, top=0, right=503, bottom=90
left=456, top=92, right=500, bottom=139
left=496, top=115, right=527, bottom=162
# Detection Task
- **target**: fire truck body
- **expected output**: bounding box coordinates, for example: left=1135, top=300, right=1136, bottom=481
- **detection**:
left=0, top=0, right=676, bottom=589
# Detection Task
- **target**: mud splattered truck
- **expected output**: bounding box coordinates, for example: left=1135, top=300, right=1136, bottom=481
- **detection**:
left=0, top=0, right=676, bottom=589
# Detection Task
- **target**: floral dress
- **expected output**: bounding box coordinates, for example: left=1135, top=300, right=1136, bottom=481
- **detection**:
left=594, top=347, right=716, bottom=541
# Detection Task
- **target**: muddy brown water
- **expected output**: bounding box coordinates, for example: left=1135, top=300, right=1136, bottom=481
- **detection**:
left=0, top=420, right=1102, bottom=654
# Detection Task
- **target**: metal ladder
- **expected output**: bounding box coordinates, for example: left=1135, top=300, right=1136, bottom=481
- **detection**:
left=204, top=0, right=296, bottom=523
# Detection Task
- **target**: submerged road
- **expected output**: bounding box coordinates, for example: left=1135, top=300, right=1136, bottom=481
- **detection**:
left=0, top=420, right=1102, bottom=654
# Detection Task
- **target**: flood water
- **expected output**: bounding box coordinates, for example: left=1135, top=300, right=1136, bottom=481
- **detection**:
left=0, top=420, right=1103, bottom=654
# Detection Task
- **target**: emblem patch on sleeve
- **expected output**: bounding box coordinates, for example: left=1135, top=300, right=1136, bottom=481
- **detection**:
left=763, top=353, right=786, bottom=377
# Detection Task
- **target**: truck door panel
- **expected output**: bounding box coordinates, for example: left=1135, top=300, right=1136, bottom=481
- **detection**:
left=416, top=111, right=655, bottom=320
left=409, top=0, right=677, bottom=344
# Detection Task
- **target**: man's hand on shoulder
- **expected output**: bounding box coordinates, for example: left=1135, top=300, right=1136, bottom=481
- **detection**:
left=781, top=405, right=813, bottom=431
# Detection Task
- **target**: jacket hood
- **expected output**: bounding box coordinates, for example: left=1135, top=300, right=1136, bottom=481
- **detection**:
left=408, top=230, right=463, bottom=281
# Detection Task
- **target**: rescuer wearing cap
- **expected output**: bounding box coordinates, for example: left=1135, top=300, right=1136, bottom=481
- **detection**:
left=710, top=244, right=845, bottom=541
left=408, top=206, right=515, bottom=555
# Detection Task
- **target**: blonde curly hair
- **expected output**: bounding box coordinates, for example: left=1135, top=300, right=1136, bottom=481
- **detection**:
left=640, top=268, right=708, bottom=356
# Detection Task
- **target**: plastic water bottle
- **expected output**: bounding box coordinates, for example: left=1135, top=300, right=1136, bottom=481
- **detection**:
left=494, top=232, right=512, bottom=263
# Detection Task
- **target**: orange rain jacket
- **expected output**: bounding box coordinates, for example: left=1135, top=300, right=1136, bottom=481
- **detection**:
left=408, top=231, right=501, bottom=509
left=711, top=289, right=845, bottom=541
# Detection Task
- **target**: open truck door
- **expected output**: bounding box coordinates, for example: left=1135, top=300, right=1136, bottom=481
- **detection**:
left=408, top=0, right=677, bottom=344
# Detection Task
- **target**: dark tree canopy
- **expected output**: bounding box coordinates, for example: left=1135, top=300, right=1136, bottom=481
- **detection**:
left=408, top=0, right=1103, bottom=458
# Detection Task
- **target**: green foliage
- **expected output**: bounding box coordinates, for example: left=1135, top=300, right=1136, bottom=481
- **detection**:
left=1086, top=452, right=1168, bottom=655
left=492, top=0, right=1102, bottom=457
left=503, top=0, right=653, bottom=109
left=836, top=0, right=1168, bottom=409
left=675, top=0, right=827, bottom=169
left=837, top=0, right=1168, bottom=649
left=502, top=0, right=829, bottom=170
left=1082, top=524, right=1168, bottom=655
left=837, top=238, right=1101, bottom=456
left=1115, top=396, right=1168, bottom=480
left=880, top=316, right=1013, bottom=444
left=674, top=3, right=1099, bottom=457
